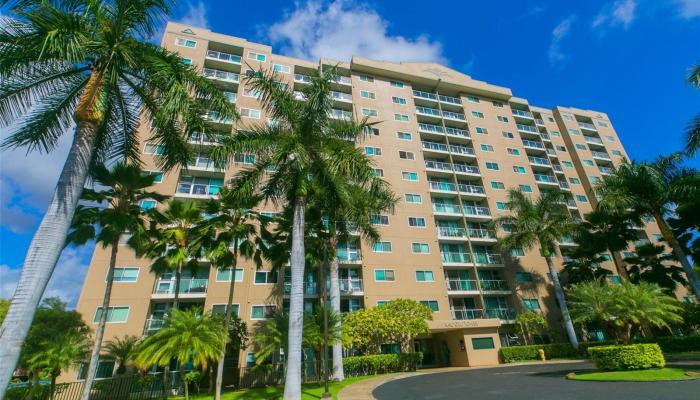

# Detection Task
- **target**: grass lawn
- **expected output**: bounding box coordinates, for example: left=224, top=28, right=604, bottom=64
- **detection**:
left=176, top=375, right=376, bottom=400
left=568, top=368, right=700, bottom=382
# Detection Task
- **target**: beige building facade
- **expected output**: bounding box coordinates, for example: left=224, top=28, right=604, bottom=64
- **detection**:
left=73, top=22, right=674, bottom=377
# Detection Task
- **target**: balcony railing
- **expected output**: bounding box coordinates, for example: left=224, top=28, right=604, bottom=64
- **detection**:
left=579, top=122, right=597, bottom=130
left=458, top=183, right=486, bottom=195
left=337, top=250, right=361, bottom=263
left=144, top=318, right=165, bottom=335
left=441, top=252, right=472, bottom=263
left=450, top=144, right=475, bottom=156
left=189, top=132, right=223, bottom=145
left=202, top=68, right=239, bottom=83
left=540, top=132, right=551, bottom=141
left=592, top=151, right=611, bottom=160
left=425, top=160, right=453, bottom=171
left=422, top=141, right=448, bottom=152
left=522, top=139, right=544, bottom=149
left=473, top=253, right=503, bottom=264
left=419, top=123, right=444, bottom=134
left=599, top=166, right=614, bottom=175
left=439, top=94, right=462, bottom=105
left=153, top=278, right=208, bottom=295
left=484, top=308, right=517, bottom=320
left=454, top=164, right=480, bottom=175
left=422, top=141, right=473, bottom=156
left=585, top=136, right=604, bottom=145
left=442, top=110, right=466, bottom=121
left=294, top=74, right=312, bottom=84
left=480, top=279, right=509, bottom=291
left=413, top=90, right=437, bottom=101
left=535, top=118, right=545, bottom=125
left=433, top=204, right=463, bottom=215
left=445, top=127, right=470, bottom=138
left=468, top=228, right=497, bottom=240
left=202, top=111, right=234, bottom=124
left=329, top=109, right=352, bottom=120
left=535, top=174, right=558, bottom=184
left=559, top=181, right=570, bottom=190
left=332, top=75, right=352, bottom=85
left=330, top=91, right=352, bottom=102
left=451, top=308, right=484, bottom=320
left=547, top=148, right=558, bottom=157
left=176, top=182, right=221, bottom=197
left=566, top=199, right=578, bottom=208
left=517, top=123, right=538, bottom=133
left=552, top=164, right=563, bottom=173
left=205, top=50, right=241, bottom=64
left=528, top=156, right=551, bottom=166
left=284, top=281, right=318, bottom=296
left=511, top=109, right=533, bottom=118
left=429, top=181, right=456, bottom=192
left=187, top=157, right=226, bottom=171
left=416, top=106, right=442, bottom=117
left=340, top=278, right=363, bottom=294
left=446, top=279, right=477, bottom=291
left=437, top=226, right=467, bottom=238
left=464, top=205, right=491, bottom=217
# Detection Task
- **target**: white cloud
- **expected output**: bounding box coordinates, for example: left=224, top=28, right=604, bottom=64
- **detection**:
left=548, top=15, right=576, bottom=66
left=266, top=0, right=446, bottom=64
left=592, top=0, right=638, bottom=30
left=177, top=0, right=209, bottom=29
left=674, top=0, right=700, bottom=18
left=0, top=245, right=92, bottom=308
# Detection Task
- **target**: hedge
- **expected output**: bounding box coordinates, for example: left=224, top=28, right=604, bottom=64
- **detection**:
left=500, top=342, right=613, bottom=363
left=343, top=353, right=423, bottom=376
left=588, top=344, right=665, bottom=370
left=637, top=335, right=700, bottom=354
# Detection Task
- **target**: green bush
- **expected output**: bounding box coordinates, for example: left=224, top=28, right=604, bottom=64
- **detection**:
left=500, top=341, right=613, bottom=363
left=588, top=344, right=666, bottom=370
left=343, top=353, right=423, bottom=376
left=638, top=335, right=700, bottom=354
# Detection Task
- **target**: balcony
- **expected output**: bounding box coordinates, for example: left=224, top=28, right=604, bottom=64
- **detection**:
left=578, top=122, right=597, bottom=131
left=528, top=156, right=551, bottom=167
left=437, top=226, right=468, bottom=240
left=522, top=139, right=545, bottom=150
left=339, top=278, right=363, bottom=294
left=329, top=109, right=352, bottom=120
left=450, top=144, right=475, bottom=156
left=484, top=308, right=517, bottom=321
left=458, top=184, right=486, bottom=196
left=205, top=50, right=241, bottom=65
left=294, top=74, right=312, bottom=84
left=534, top=174, right=559, bottom=185
left=413, top=90, right=437, bottom=101
left=153, top=278, right=208, bottom=297
left=463, top=205, right=491, bottom=218
left=451, top=308, right=484, bottom=320
left=202, top=111, right=233, bottom=125
left=446, top=279, right=478, bottom=292
left=479, top=280, right=510, bottom=292
left=516, top=123, right=538, bottom=134
left=144, top=318, right=165, bottom=335
left=468, top=228, right=497, bottom=241
left=540, top=132, right=551, bottom=141
left=546, top=148, right=558, bottom=157
left=584, top=136, right=604, bottom=145
left=416, top=106, right=442, bottom=118
left=442, top=110, right=466, bottom=121
left=176, top=181, right=221, bottom=198
left=599, top=166, right=614, bottom=175
left=418, top=123, right=444, bottom=134
left=433, top=204, right=463, bottom=216
left=511, top=109, right=533, bottom=119
left=439, top=94, right=462, bottom=106
left=558, top=236, right=577, bottom=246
left=453, top=164, right=480, bottom=176
left=189, top=132, right=223, bottom=145
left=429, top=181, right=457, bottom=193
left=202, top=68, right=239, bottom=84
left=552, top=164, right=563, bottom=173
left=425, top=160, right=453, bottom=172
left=441, top=251, right=472, bottom=264
left=535, top=118, right=545, bottom=126
left=332, top=75, right=352, bottom=85
left=566, top=199, right=578, bottom=209
left=422, top=141, right=448, bottom=153
left=445, top=127, right=471, bottom=139
left=284, top=281, right=318, bottom=296
left=293, top=91, right=306, bottom=101
left=186, top=156, right=226, bottom=172
left=337, top=250, right=361, bottom=264
left=592, top=150, right=611, bottom=160
left=473, top=253, right=503, bottom=265
left=558, top=181, right=571, bottom=191
left=330, top=91, right=352, bottom=103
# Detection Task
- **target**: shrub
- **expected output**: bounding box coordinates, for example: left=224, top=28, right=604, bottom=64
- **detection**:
left=500, top=342, right=613, bottom=363
left=638, top=335, right=700, bottom=354
left=343, top=353, right=423, bottom=376
left=588, top=344, right=665, bottom=370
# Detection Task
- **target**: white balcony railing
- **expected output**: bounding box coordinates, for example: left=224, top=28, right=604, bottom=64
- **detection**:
left=433, top=204, right=463, bottom=215
left=437, top=226, right=468, bottom=238
left=479, top=279, right=509, bottom=291
left=205, top=50, right=242, bottom=64
left=446, top=279, right=477, bottom=291
left=534, top=174, right=558, bottom=184
left=153, top=278, right=208, bottom=295
left=528, top=156, right=551, bottom=166
left=202, top=68, right=239, bottom=83
left=468, top=228, right=497, bottom=240
left=517, top=123, right=538, bottom=133
left=339, top=278, right=363, bottom=294
left=511, top=109, right=533, bottom=118
left=522, top=139, right=544, bottom=149
left=451, top=308, right=484, bottom=320
left=464, top=205, right=491, bottom=217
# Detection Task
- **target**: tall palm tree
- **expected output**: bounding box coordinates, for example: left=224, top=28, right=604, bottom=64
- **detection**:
left=0, top=1, right=235, bottom=391
left=576, top=209, right=641, bottom=278
left=596, top=155, right=700, bottom=297
left=561, top=247, right=611, bottom=288
left=66, top=162, right=166, bottom=399
left=494, top=189, right=579, bottom=348
left=135, top=308, right=228, bottom=400
left=198, top=188, right=266, bottom=400
left=103, top=335, right=140, bottom=375
left=624, top=243, right=686, bottom=293
left=146, top=200, right=205, bottom=310
left=685, top=61, right=700, bottom=156
left=211, top=67, right=377, bottom=398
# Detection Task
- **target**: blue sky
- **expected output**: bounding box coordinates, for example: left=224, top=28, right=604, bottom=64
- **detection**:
left=1, top=0, right=699, bottom=304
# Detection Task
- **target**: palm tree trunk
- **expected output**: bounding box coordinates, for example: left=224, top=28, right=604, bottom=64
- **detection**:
left=545, top=256, right=579, bottom=349
left=181, top=368, right=189, bottom=400
left=610, top=251, right=629, bottom=279
left=215, top=247, right=238, bottom=400
left=80, top=241, right=119, bottom=400
left=173, top=261, right=183, bottom=310
left=283, top=197, right=306, bottom=400
left=50, top=374, right=57, bottom=400
left=0, top=121, right=98, bottom=397
left=328, top=239, right=344, bottom=381
left=652, top=211, right=700, bottom=297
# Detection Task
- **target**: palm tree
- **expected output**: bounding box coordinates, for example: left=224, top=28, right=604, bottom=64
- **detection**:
left=135, top=308, right=228, bottom=400
left=561, top=247, right=612, bottom=288
left=494, top=189, right=579, bottom=348
left=103, top=335, right=140, bottom=375
left=66, top=162, right=166, bottom=399
left=685, top=61, right=700, bottom=156
left=624, top=243, right=686, bottom=293
left=576, top=209, right=641, bottom=278
left=210, top=66, right=378, bottom=398
left=0, top=0, right=235, bottom=390
left=27, top=332, right=90, bottom=400
left=596, top=155, right=700, bottom=297
left=146, top=200, right=205, bottom=310
left=198, top=188, right=266, bottom=400
left=567, top=280, right=621, bottom=342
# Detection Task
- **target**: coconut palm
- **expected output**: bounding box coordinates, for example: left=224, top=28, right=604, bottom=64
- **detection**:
left=103, top=335, right=140, bottom=375
left=210, top=66, right=378, bottom=398
left=145, top=199, right=205, bottom=310
left=66, top=162, right=167, bottom=399
left=685, top=61, right=700, bottom=156
left=561, top=247, right=612, bottom=288
left=198, top=188, right=266, bottom=400
left=135, top=308, right=228, bottom=400
left=596, top=155, right=700, bottom=297
left=494, top=189, right=579, bottom=348
left=0, top=0, right=235, bottom=390
left=27, top=332, right=90, bottom=400
left=624, top=243, right=686, bottom=293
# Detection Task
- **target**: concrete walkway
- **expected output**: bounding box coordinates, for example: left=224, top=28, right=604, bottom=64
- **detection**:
left=338, top=360, right=586, bottom=400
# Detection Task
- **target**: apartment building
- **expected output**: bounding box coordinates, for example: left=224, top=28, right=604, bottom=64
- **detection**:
left=73, top=22, right=670, bottom=376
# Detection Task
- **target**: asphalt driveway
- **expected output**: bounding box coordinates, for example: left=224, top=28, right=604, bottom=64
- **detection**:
left=372, top=362, right=700, bottom=400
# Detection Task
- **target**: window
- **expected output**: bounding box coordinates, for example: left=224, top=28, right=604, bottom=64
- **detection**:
left=390, top=80, right=404, bottom=88
left=496, top=201, right=506, bottom=210
left=405, top=193, right=422, bottom=203
left=598, top=121, right=609, bottom=127
left=212, top=304, right=240, bottom=317
left=497, top=116, right=509, bottom=123
left=78, top=359, right=115, bottom=380
left=472, top=337, right=495, bottom=350
left=254, top=271, right=278, bottom=284
left=371, top=214, right=389, bottom=225
left=583, top=160, right=594, bottom=166
left=519, top=184, right=532, bottom=193
left=485, top=162, right=499, bottom=170
left=562, top=114, right=573, bottom=121
left=93, top=306, right=129, bottom=323
left=375, top=269, right=395, bottom=282
left=420, top=300, right=439, bottom=312
left=576, top=195, right=588, bottom=203
left=144, top=170, right=164, bottom=183
left=397, top=132, right=412, bottom=141
left=359, top=74, right=374, bottom=82
left=491, top=181, right=505, bottom=190
left=562, top=161, right=573, bottom=169
left=364, top=146, right=382, bottom=156
left=272, top=63, right=290, bottom=73
left=471, top=111, right=484, bottom=119
left=507, top=148, right=520, bottom=155
left=251, top=305, right=275, bottom=319
left=412, top=242, right=430, bottom=254
left=548, top=117, right=556, bottom=122
left=590, top=176, right=601, bottom=184
left=399, top=151, right=415, bottom=160
left=366, top=127, right=380, bottom=136
left=568, top=129, right=581, bottom=136
left=392, top=96, right=407, bottom=105
left=402, top=171, right=418, bottom=181
left=523, top=299, right=541, bottom=310
left=216, top=268, right=244, bottom=282
left=604, top=135, right=615, bottom=142
left=551, top=131, right=561, bottom=137
left=475, top=127, right=488, bottom=135
left=371, top=168, right=384, bottom=177
left=556, top=145, right=567, bottom=152
left=394, top=114, right=409, bottom=122
left=243, top=88, right=262, bottom=98
left=362, top=108, right=378, bottom=117
left=247, top=51, right=266, bottom=62
left=480, top=144, right=494, bottom=152
left=360, top=90, right=376, bottom=99
left=492, top=101, right=504, bottom=107
left=511, top=248, right=525, bottom=257
left=143, top=142, right=165, bottom=155
left=569, top=177, right=581, bottom=185
left=653, top=234, right=663, bottom=242
left=611, top=150, right=623, bottom=156
left=181, top=57, right=193, bottom=65
left=516, top=272, right=534, bottom=283
left=140, top=200, right=156, bottom=210
left=416, top=270, right=435, bottom=282
left=175, top=37, right=197, bottom=48
left=408, top=217, right=426, bottom=227
left=240, top=108, right=261, bottom=119
left=467, top=96, right=480, bottom=103
left=513, top=166, right=526, bottom=174
left=112, top=267, right=139, bottom=282
left=575, top=144, right=586, bottom=150
left=372, top=241, right=393, bottom=253
left=502, top=131, right=514, bottom=139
